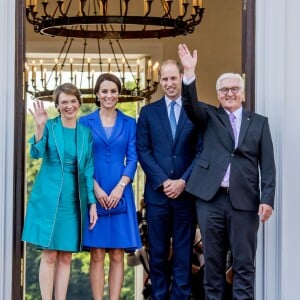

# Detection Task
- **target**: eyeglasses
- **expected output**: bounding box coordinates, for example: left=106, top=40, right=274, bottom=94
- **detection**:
left=218, top=86, right=241, bottom=95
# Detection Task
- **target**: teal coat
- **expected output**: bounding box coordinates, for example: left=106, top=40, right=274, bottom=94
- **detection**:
left=22, top=116, right=96, bottom=249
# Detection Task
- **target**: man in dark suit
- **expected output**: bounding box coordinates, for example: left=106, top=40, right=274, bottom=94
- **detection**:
left=137, top=60, right=201, bottom=300
left=178, top=44, right=276, bottom=300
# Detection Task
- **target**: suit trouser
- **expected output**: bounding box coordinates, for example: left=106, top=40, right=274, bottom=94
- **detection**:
left=146, top=198, right=196, bottom=300
left=196, top=189, right=259, bottom=300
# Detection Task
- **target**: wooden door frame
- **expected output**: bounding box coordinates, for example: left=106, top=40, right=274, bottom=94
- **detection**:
left=12, top=1, right=256, bottom=298
left=242, top=0, right=256, bottom=111
left=13, top=0, right=26, bottom=299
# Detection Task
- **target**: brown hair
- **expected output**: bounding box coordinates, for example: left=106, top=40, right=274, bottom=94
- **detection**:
left=53, top=83, right=82, bottom=108
left=159, top=60, right=183, bottom=78
left=94, top=73, right=122, bottom=107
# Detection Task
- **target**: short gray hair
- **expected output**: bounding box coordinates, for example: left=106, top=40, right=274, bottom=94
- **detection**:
left=216, top=73, right=245, bottom=92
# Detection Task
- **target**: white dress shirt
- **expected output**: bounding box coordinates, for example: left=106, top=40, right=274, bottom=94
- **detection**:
left=221, top=106, right=243, bottom=187
left=165, top=96, right=182, bottom=123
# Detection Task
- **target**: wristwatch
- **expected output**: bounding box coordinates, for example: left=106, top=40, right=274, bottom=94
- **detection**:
left=119, top=181, right=126, bottom=188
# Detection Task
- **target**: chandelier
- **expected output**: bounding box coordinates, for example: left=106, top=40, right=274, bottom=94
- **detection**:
left=25, top=38, right=160, bottom=103
left=25, top=0, right=205, bottom=102
left=26, top=0, right=204, bottom=39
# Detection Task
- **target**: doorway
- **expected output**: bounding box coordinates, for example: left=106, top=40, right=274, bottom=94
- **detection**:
left=12, top=0, right=255, bottom=299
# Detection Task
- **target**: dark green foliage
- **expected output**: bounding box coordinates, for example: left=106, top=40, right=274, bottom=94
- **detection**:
left=67, top=253, right=92, bottom=299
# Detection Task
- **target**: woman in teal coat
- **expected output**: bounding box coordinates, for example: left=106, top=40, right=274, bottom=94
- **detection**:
left=22, top=83, right=98, bottom=300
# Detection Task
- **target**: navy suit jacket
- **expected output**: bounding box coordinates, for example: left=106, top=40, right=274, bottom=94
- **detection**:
left=182, top=80, right=276, bottom=211
left=137, top=97, right=201, bottom=205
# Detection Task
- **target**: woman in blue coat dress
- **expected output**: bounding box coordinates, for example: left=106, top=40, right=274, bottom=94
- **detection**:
left=79, top=73, right=141, bottom=299
left=22, top=83, right=98, bottom=300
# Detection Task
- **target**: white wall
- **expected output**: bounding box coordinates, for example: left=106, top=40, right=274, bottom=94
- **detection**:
left=0, top=0, right=15, bottom=299
left=256, top=0, right=300, bottom=299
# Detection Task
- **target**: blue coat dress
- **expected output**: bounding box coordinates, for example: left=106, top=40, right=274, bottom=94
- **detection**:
left=79, top=109, right=142, bottom=251
left=22, top=117, right=96, bottom=251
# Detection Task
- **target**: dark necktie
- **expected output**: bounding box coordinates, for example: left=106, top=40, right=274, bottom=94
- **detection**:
left=229, top=112, right=237, bottom=144
left=169, top=101, right=177, bottom=139
left=222, top=113, right=237, bottom=186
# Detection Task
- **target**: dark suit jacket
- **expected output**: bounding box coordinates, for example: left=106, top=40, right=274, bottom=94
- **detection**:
left=137, top=97, right=201, bottom=205
left=182, top=80, right=276, bottom=211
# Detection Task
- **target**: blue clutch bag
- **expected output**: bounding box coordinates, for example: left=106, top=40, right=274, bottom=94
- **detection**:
left=96, top=197, right=127, bottom=216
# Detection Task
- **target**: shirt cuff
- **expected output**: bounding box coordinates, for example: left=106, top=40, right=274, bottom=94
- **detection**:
left=183, top=75, right=196, bottom=85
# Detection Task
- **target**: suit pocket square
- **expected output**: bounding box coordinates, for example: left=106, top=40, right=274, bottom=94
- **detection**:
left=97, top=197, right=127, bottom=216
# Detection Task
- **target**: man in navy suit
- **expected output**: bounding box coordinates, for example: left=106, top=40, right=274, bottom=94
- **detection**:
left=178, top=44, right=276, bottom=299
left=137, top=60, right=201, bottom=300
